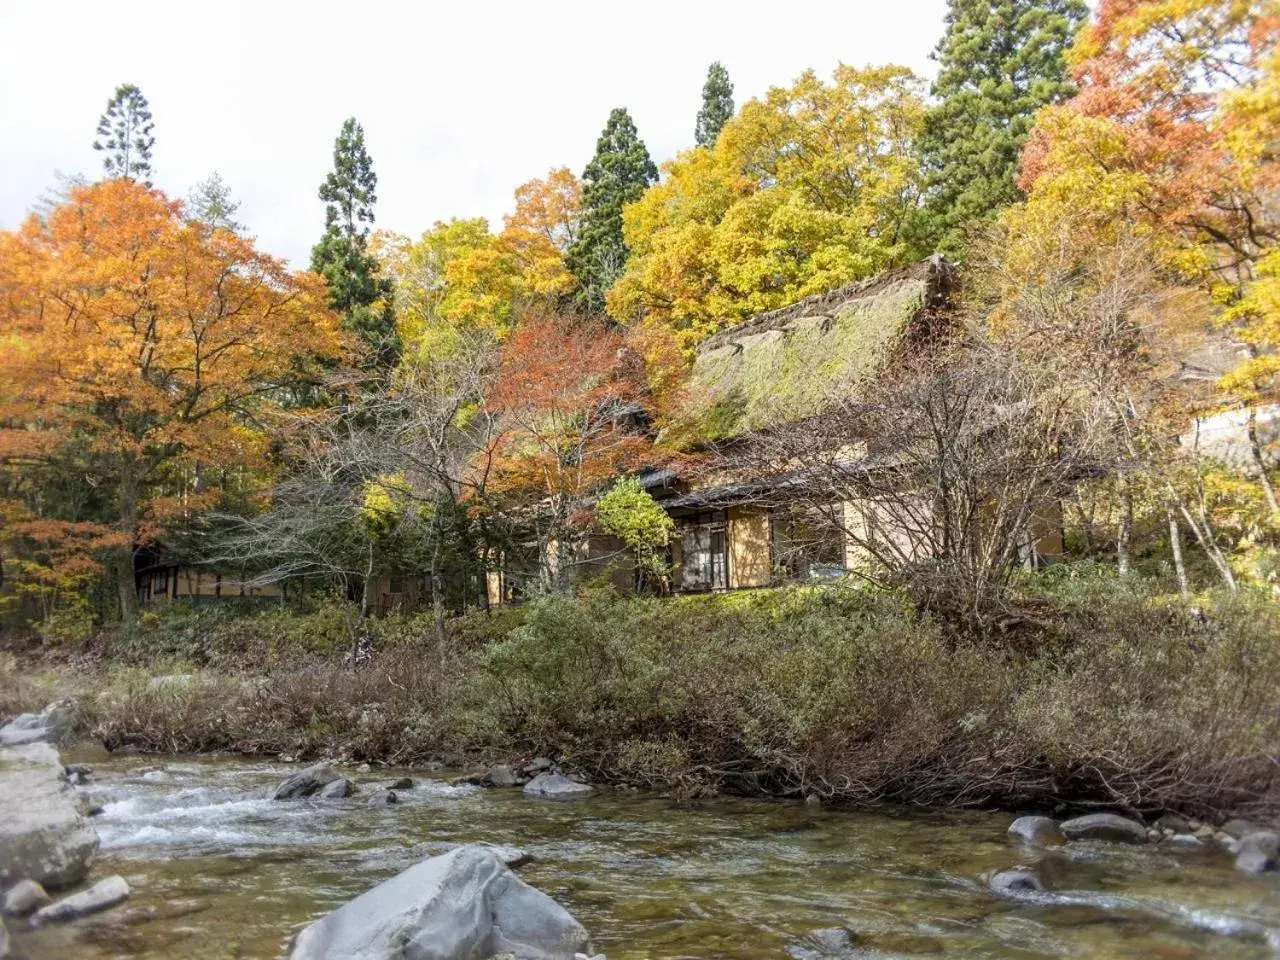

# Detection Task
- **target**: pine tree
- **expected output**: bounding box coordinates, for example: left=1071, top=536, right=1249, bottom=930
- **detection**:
left=93, top=84, right=155, bottom=185
left=919, top=0, right=1087, bottom=256
left=695, top=62, right=735, bottom=149
left=566, top=108, right=658, bottom=312
left=310, top=118, right=399, bottom=365
left=187, top=172, right=243, bottom=233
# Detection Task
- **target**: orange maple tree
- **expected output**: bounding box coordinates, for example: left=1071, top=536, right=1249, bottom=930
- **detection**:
left=0, top=179, right=345, bottom=619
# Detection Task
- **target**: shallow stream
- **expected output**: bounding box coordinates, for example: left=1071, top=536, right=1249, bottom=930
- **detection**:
left=11, top=751, right=1280, bottom=959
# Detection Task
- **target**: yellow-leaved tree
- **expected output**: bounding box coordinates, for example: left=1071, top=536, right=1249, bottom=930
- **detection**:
left=607, top=64, right=928, bottom=347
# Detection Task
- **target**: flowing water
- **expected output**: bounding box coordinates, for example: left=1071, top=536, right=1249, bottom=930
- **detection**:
left=11, top=750, right=1280, bottom=960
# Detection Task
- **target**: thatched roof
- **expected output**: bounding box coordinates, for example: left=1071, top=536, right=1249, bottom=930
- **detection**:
left=690, top=256, right=955, bottom=438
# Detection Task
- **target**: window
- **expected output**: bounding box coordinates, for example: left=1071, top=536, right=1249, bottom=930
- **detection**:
left=680, top=511, right=728, bottom=591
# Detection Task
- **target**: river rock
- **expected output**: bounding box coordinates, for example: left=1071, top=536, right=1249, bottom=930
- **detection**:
left=1221, top=818, right=1260, bottom=840
left=989, top=868, right=1044, bottom=897
left=524, top=757, right=554, bottom=775
left=0, top=699, right=76, bottom=747
left=1156, top=813, right=1190, bottom=834
left=3, top=879, right=50, bottom=916
left=1008, top=816, right=1064, bottom=846
left=0, top=742, right=99, bottom=890
left=1234, top=831, right=1279, bottom=875
left=523, top=773, right=595, bottom=800
left=1060, top=813, right=1148, bottom=845
left=272, top=763, right=340, bottom=800
left=31, top=875, right=129, bottom=925
left=318, top=778, right=355, bottom=799
left=787, top=928, right=857, bottom=959
left=487, top=764, right=519, bottom=788
left=368, top=790, right=398, bottom=807
left=288, top=845, right=590, bottom=960
left=386, top=777, right=413, bottom=790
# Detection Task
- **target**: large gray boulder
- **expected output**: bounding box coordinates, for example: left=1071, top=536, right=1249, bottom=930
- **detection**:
left=1234, top=831, right=1278, bottom=875
left=289, top=845, right=590, bottom=960
left=523, top=773, right=595, bottom=800
left=0, top=742, right=99, bottom=890
left=272, top=763, right=340, bottom=800
left=31, top=875, right=129, bottom=925
left=0, top=700, right=76, bottom=747
left=1059, top=813, right=1148, bottom=845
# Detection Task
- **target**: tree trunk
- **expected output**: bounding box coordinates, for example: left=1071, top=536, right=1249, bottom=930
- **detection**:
left=116, top=459, right=139, bottom=621
left=1167, top=503, right=1189, bottom=600
left=1246, top=407, right=1279, bottom=516
left=1116, top=481, right=1133, bottom=576
left=430, top=542, right=447, bottom=667
left=359, top=539, right=374, bottom=617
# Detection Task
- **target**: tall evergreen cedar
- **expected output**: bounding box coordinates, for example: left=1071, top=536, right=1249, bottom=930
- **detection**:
left=919, top=0, right=1087, bottom=256
left=311, top=117, right=399, bottom=366
left=567, top=108, right=658, bottom=312
left=695, top=62, right=735, bottom=148
left=93, top=83, right=155, bottom=185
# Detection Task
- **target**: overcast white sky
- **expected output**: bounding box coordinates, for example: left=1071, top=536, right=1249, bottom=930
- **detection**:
left=0, top=0, right=949, bottom=267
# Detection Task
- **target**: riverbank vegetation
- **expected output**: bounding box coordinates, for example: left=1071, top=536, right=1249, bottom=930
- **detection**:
left=4, top=570, right=1278, bottom=819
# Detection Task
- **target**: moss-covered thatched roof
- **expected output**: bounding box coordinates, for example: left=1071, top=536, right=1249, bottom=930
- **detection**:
left=690, top=256, right=955, bottom=438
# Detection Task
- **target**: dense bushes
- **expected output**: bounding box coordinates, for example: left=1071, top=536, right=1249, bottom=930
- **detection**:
left=3, top=574, right=1278, bottom=818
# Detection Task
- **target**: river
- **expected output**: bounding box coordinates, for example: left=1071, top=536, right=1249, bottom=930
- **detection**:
left=11, top=751, right=1280, bottom=959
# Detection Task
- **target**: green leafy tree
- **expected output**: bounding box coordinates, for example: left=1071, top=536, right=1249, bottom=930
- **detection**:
left=187, top=172, right=243, bottom=233
left=918, top=0, right=1087, bottom=256
left=695, top=61, right=735, bottom=148
left=93, top=83, right=155, bottom=185
left=311, top=117, right=399, bottom=365
left=595, top=476, right=674, bottom=589
left=566, top=108, right=658, bottom=312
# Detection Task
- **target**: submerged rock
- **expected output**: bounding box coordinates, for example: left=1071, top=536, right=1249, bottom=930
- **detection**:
left=386, top=777, right=414, bottom=790
left=0, top=742, right=99, bottom=890
left=787, top=928, right=857, bottom=959
left=3, top=879, right=50, bottom=917
left=318, top=778, right=355, bottom=799
left=0, top=699, right=76, bottom=747
left=288, top=845, right=590, bottom=960
left=523, top=773, right=594, bottom=800
left=1008, top=816, right=1064, bottom=847
left=272, top=764, right=340, bottom=800
left=989, top=868, right=1045, bottom=897
left=368, top=790, right=398, bottom=807
left=1234, top=831, right=1278, bottom=875
left=1060, top=813, right=1148, bottom=845
left=31, top=875, right=129, bottom=925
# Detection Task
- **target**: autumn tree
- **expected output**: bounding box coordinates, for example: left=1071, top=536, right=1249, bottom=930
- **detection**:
left=695, top=62, right=735, bottom=148
left=609, top=65, right=928, bottom=346
left=384, top=169, right=581, bottom=359
left=312, top=117, right=398, bottom=366
left=1018, top=0, right=1280, bottom=514
left=567, top=109, right=658, bottom=312
left=94, top=83, right=155, bottom=184
left=918, top=0, right=1087, bottom=255
left=484, top=311, right=656, bottom=591
left=0, top=180, right=344, bottom=619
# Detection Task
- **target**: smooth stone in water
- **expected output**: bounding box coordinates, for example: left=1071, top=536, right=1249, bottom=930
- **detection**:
left=1221, top=818, right=1259, bottom=840
left=1060, top=813, right=1148, bottom=845
left=386, top=777, right=413, bottom=790
left=787, top=928, right=857, bottom=959
left=487, top=765, right=519, bottom=788
left=3, top=879, right=50, bottom=917
left=272, top=763, right=340, bottom=800
left=31, top=875, right=129, bottom=925
left=368, top=790, right=398, bottom=807
left=1234, top=832, right=1279, bottom=875
left=1008, top=816, right=1064, bottom=846
left=989, top=868, right=1044, bottom=897
left=0, top=742, right=99, bottom=890
left=288, top=845, right=590, bottom=960
left=318, top=778, right=355, bottom=799
left=523, top=773, right=595, bottom=800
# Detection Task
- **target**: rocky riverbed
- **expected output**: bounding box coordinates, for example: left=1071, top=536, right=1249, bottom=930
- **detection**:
left=0, top=745, right=1277, bottom=959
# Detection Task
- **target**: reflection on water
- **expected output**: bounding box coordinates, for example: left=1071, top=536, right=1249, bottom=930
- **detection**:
left=10, top=751, right=1280, bottom=959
